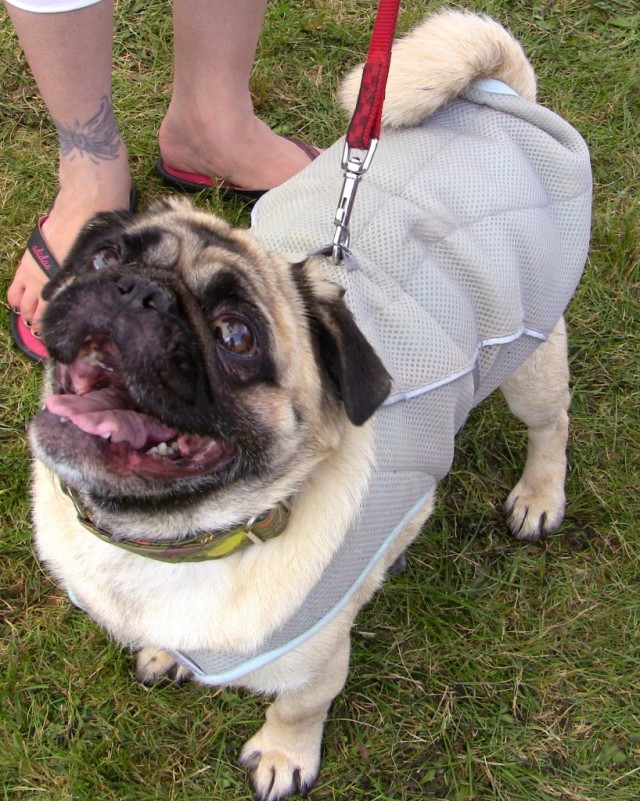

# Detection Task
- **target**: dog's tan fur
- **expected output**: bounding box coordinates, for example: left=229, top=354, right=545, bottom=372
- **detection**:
left=31, top=11, right=574, bottom=800
left=339, top=9, right=537, bottom=124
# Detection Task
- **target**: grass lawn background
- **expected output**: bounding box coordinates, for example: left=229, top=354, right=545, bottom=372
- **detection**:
left=1, top=1, right=638, bottom=799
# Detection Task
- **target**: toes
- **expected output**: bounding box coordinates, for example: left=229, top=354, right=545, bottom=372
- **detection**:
left=7, top=256, right=49, bottom=323
left=135, top=647, right=193, bottom=687
left=7, top=259, right=29, bottom=310
left=239, top=736, right=320, bottom=801
left=239, top=749, right=317, bottom=801
left=505, top=485, right=565, bottom=542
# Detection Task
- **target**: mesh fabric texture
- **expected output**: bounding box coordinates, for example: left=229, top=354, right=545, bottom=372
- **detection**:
left=175, top=84, right=591, bottom=683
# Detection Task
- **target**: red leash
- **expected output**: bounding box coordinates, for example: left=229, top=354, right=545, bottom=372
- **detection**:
left=347, top=0, right=400, bottom=150
left=332, top=0, right=400, bottom=263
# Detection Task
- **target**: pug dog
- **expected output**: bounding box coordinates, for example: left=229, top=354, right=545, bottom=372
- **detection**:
left=29, top=10, right=591, bottom=801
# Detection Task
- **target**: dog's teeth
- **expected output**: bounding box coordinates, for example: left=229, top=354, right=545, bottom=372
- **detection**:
left=80, top=339, right=110, bottom=369
left=101, top=432, right=112, bottom=440
left=83, top=349, right=103, bottom=367
left=59, top=416, right=69, bottom=423
left=147, top=441, right=178, bottom=457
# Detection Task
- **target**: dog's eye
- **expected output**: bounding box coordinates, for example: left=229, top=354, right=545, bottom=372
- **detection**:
left=89, top=246, right=120, bottom=271
left=212, top=315, right=257, bottom=357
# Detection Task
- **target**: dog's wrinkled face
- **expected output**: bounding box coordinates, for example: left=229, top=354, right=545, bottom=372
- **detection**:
left=30, top=198, right=390, bottom=522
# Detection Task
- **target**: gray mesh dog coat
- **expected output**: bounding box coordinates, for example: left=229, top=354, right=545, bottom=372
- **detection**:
left=173, top=81, right=592, bottom=682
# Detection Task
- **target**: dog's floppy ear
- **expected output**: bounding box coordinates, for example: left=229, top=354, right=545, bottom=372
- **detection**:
left=295, top=264, right=392, bottom=426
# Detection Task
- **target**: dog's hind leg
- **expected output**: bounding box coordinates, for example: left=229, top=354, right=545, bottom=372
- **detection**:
left=239, top=630, right=351, bottom=801
left=500, top=317, right=571, bottom=541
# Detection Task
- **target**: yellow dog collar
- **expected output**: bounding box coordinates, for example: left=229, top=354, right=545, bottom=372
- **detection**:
left=61, top=482, right=291, bottom=563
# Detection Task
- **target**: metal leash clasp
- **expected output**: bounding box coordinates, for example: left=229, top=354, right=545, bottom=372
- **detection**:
left=331, top=138, right=378, bottom=265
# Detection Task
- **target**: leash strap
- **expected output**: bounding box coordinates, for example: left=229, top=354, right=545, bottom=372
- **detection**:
left=347, top=0, right=400, bottom=150
left=332, top=0, right=400, bottom=264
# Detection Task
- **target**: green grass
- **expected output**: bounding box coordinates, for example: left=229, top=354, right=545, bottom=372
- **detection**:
left=1, top=1, right=639, bottom=799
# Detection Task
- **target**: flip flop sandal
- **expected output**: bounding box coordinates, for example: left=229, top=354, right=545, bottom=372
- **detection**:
left=10, top=185, right=137, bottom=363
left=156, top=138, right=321, bottom=203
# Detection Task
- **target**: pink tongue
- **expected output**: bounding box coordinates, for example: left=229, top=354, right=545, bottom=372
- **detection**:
left=46, top=388, right=177, bottom=449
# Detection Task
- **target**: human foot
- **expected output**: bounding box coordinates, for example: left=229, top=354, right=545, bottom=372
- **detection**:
left=7, top=159, right=136, bottom=346
left=8, top=169, right=135, bottom=361
left=157, top=137, right=320, bottom=201
left=158, top=112, right=320, bottom=198
left=8, top=181, right=133, bottom=330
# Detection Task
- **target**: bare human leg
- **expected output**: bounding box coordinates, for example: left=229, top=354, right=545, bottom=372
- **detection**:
left=159, top=0, right=317, bottom=194
left=5, top=0, right=132, bottom=341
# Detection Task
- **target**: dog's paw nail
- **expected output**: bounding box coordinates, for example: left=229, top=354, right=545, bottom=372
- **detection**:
left=240, top=735, right=320, bottom=801
left=238, top=749, right=261, bottom=770
left=389, top=551, right=408, bottom=576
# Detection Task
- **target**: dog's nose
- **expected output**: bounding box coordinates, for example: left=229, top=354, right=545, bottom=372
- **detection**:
left=115, top=275, right=174, bottom=313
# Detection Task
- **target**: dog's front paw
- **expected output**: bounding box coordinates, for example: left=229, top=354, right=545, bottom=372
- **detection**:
left=239, top=727, right=321, bottom=801
left=135, top=647, right=193, bottom=686
left=505, top=479, right=566, bottom=542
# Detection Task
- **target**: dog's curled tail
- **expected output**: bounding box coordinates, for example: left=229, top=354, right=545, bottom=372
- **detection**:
left=338, top=9, right=536, bottom=129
